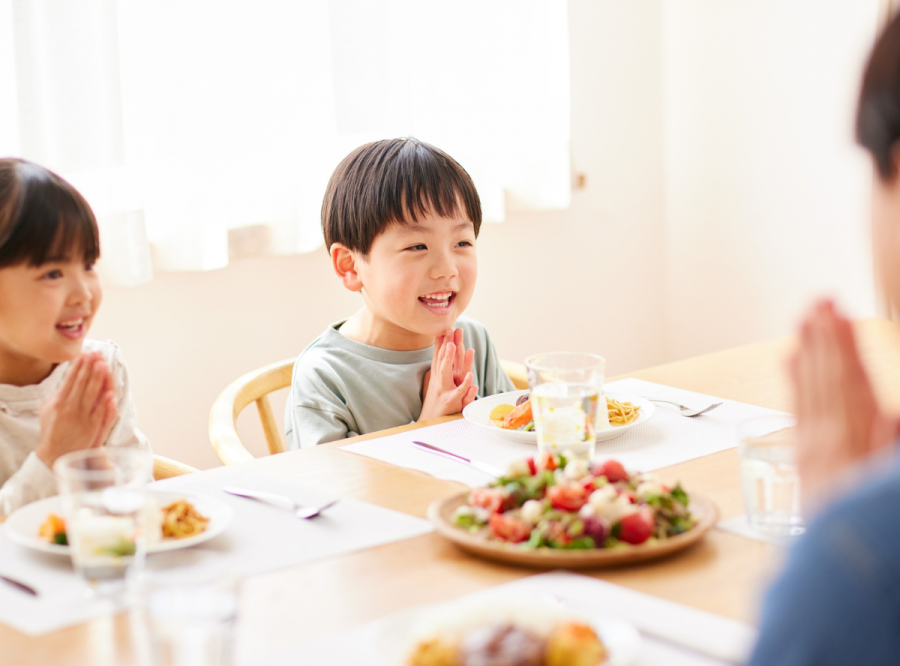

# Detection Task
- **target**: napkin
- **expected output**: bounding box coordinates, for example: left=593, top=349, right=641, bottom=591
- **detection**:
left=247, top=571, right=757, bottom=666
left=0, top=466, right=433, bottom=635
left=341, top=378, right=794, bottom=486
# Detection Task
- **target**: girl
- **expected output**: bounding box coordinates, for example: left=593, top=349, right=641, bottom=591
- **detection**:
left=0, top=158, right=149, bottom=518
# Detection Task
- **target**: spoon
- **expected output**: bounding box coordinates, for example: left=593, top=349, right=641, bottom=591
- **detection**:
left=643, top=398, right=723, bottom=417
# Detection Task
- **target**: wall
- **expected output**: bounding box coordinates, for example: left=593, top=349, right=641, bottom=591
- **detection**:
left=90, top=0, right=670, bottom=470
left=661, top=0, right=882, bottom=360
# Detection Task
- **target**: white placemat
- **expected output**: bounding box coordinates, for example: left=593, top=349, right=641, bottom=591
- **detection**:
left=0, top=466, right=432, bottom=636
left=717, top=515, right=801, bottom=547
left=247, top=571, right=757, bottom=666
left=341, top=378, right=794, bottom=486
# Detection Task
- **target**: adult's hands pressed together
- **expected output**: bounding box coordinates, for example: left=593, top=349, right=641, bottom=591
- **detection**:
left=35, top=352, right=118, bottom=469
left=788, top=300, right=899, bottom=506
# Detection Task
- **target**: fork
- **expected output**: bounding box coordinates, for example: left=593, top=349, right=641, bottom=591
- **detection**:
left=643, top=398, right=723, bottom=417
left=223, top=487, right=339, bottom=519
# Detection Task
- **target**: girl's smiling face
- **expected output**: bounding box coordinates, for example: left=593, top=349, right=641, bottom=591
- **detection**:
left=339, top=211, right=477, bottom=350
left=0, top=258, right=101, bottom=386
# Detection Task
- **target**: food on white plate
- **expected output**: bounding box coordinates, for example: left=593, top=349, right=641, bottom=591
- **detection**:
left=405, top=601, right=608, bottom=666
left=489, top=396, right=640, bottom=432
left=38, top=498, right=209, bottom=547
left=453, top=453, right=694, bottom=550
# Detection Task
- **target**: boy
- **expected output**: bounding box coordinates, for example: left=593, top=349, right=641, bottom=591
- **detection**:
left=284, top=138, right=515, bottom=448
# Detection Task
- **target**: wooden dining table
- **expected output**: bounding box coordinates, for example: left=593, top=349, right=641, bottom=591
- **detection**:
left=5, top=317, right=900, bottom=666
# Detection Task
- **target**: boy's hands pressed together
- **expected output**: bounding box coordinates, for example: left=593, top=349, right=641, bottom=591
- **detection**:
left=419, top=329, right=478, bottom=422
left=789, top=300, right=900, bottom=506
left=36, top=352, right=119, bottom=469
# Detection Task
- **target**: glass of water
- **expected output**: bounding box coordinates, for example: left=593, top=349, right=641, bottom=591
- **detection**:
left=137, top=557, right=239, bottom=666
left=738, top=415, right=805, bottom=538
left=54, top=447, right=153, bottom=593
left=525, top=352, right=606, bottom=462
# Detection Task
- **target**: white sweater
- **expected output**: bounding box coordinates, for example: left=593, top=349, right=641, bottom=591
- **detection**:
left=0, top=339, right=150, bottom=518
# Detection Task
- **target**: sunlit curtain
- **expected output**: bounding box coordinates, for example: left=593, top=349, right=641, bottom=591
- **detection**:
left=0, top=0, right=570, bottom=285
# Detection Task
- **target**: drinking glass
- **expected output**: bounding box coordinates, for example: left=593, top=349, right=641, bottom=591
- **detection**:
left=54, top=447, right=154, bottom=593
left=525, top=352, right=606, bottom=462
left=137, top=557, right=239, bottom=666
left=738, top=416, right=805, bottom=538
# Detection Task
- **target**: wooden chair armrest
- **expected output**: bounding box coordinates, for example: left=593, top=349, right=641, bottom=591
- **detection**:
left=500, top=359, right=529, bottom=390
left=153, top=454, right=199, bottom=480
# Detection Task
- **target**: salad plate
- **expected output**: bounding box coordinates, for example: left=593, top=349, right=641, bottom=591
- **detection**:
left=5, top=490, right=233, bottom=556
left=463, top=390, right=656, bottom=445
left=427, top=455, right=717, bottom=569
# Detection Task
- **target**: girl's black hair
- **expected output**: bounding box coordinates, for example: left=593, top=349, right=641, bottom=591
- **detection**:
left=858, top=12, right=900, bottom=179
left=0, top=158, right=100, bottom=268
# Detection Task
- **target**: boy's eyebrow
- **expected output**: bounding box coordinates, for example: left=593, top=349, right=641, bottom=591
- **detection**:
left=397, top=221, right=473, bottom=234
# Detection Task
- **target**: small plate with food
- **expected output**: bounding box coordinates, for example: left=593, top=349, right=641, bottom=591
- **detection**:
left=463, top=390, right=655, bottom=445
left=428, top=453, right=717, bottom=568
left=4, top=491, right=233, bottom=556
left=381, top=595, right=640, bottom=666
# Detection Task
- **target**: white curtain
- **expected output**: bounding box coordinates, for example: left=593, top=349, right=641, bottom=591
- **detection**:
left=0, top=0, right=570, bottom=285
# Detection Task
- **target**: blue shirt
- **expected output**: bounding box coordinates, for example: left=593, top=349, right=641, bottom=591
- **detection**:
left=747, top=452, right=900, bottom=666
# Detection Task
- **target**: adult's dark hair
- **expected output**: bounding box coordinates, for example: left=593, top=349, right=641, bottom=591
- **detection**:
left=0, top=158, right=100, bottom=268
left=322, top=137, right=482, bottom=255
left=858, top=12, right=900, bottom=179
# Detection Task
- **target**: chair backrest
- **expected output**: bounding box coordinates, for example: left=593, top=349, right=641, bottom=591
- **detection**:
left=209, top=358, right=294, bottom=466
left=209, top=357, right=528, bottom=465
left=153, top=454, right=198, bottom=480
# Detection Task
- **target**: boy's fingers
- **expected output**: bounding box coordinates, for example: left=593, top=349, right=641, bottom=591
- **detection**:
left=440, top=342, right=456, bottom=386
left=456, top=371, right=474, bottom=395
left=92, top=391, right=118, bottom=448
left=463, top=348, right=475, bottom=376
left=462, top=385, right=478, bottom=408
left=454, top=329, right=465, bottom=380
left=65, top=356, right=94, bottom=407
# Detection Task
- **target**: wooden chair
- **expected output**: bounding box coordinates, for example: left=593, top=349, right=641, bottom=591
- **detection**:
left=153, top=454, right=198, bottom=480
left=208, top=358, right=529, bottom=465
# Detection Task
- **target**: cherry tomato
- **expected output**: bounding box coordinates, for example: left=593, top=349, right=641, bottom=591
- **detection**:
left=546, top=521, right=572, bottom=546
left=547, top=484, right=589, bottom=512
left=592, top=460, right=629, bottom=483
left=469, top=488, right=508, bottom=514
left=617, top=509, right=654, bottom=545
left=489, top=513, right=532, bottom=543
left=526, top=457, right=537, bottom=475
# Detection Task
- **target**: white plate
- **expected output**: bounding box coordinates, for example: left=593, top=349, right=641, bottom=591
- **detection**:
left=463, top=389, right=656, bottom=445
left=377, top=595, right=641, bottom=666
left=4, top=490, right=233, bottom=556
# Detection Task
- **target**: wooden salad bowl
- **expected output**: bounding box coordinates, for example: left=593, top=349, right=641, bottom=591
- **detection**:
left=427, top=491, right=718, bottom=569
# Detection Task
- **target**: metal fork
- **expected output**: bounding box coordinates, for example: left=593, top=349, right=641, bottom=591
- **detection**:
left=223, top=487, right=339, bottom=519
left=644, top=398, right=723, bottom=417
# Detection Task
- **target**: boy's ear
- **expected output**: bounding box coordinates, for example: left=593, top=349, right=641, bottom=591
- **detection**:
left=330, top=243, right=363, bottom=292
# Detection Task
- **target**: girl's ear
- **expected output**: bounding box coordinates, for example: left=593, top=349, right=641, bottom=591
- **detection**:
left=330, top=243, right=363, bottom=292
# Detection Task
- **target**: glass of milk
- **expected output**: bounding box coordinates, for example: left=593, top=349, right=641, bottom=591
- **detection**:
left=55, top=448, right=153, bottom=594
left=525, top=352, right=607, bottom=462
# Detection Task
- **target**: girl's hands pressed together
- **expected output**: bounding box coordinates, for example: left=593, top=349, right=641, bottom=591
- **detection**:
left=419, top=329, right=478, bottom=421
left=789, top=300, right=900, bottom=505
left=35, top=352, right=119, bottom=469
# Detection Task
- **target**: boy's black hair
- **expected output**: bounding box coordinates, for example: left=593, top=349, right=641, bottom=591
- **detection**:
left=322, top=137, right=482, bottom=255
left=0, top=158, right=100, bottom=268
left=858, top=12, right=900, bottom=179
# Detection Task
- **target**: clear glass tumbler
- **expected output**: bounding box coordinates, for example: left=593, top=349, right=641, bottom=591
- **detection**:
left=54, top=447, right=154, bottom=593
left=137, top=559, right=239, bottom=666
left=738, top=415, right=805, bottom=538
left=525, top=352, right=606, bottom=462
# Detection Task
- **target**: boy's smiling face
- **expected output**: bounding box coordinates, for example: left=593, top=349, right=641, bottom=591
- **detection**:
left=339, top=209, right=477, bottom=350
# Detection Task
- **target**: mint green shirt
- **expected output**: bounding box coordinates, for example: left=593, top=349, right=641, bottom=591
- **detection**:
left=284, top=316, right=515, bottom=448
